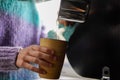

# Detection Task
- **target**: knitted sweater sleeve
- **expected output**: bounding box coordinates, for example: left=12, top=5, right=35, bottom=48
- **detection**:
left=0, top=47, right=22, bottom=72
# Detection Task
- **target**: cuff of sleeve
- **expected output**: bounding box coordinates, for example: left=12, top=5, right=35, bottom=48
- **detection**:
left=0, top=47, right=22, bottom=72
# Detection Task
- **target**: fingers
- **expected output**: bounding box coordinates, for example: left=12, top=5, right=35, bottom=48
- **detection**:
left=28, top=50, right=57, bottom=63
left=22, top=62, right=39, bottom=73
left=20, top=61, right=46, bottom=74
left=29, top=45, right=57, bottom=63
left=23, top=55, right=53, bottom=67
left=30, top=45, right=55, bottom=55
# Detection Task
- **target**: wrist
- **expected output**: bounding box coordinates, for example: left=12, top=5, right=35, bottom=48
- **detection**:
left=15, top=48, right=23, bottom=68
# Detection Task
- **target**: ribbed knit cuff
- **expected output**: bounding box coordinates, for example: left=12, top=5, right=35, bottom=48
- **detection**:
left=0, top=47, right=22, bottom=72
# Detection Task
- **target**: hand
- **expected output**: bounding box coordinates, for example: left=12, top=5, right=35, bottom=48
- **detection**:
left=16, top=45, right=57, bottom=74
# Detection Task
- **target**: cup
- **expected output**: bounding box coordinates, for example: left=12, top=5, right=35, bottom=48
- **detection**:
left=39, top=38, right=67, bottom=79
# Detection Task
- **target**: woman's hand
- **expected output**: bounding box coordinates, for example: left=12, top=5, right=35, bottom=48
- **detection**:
left=16, top=45, right=57, bottom=74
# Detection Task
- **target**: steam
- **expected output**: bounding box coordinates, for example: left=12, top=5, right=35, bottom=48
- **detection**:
left=55, top=25, right=66, bottom=41
left=47, top=22, right=66, bottom=41
left=47, top=21, right=77, bottom=41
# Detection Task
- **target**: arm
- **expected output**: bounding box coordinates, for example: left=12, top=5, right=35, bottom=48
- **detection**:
left=0, top=45, right=57, bottom=74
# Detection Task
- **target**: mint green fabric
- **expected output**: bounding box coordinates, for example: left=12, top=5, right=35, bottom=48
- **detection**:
left=0, top=0, right=39, bottom=26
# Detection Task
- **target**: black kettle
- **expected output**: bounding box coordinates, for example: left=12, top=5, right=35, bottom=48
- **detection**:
left=67, top=0, right=120, bottom=80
